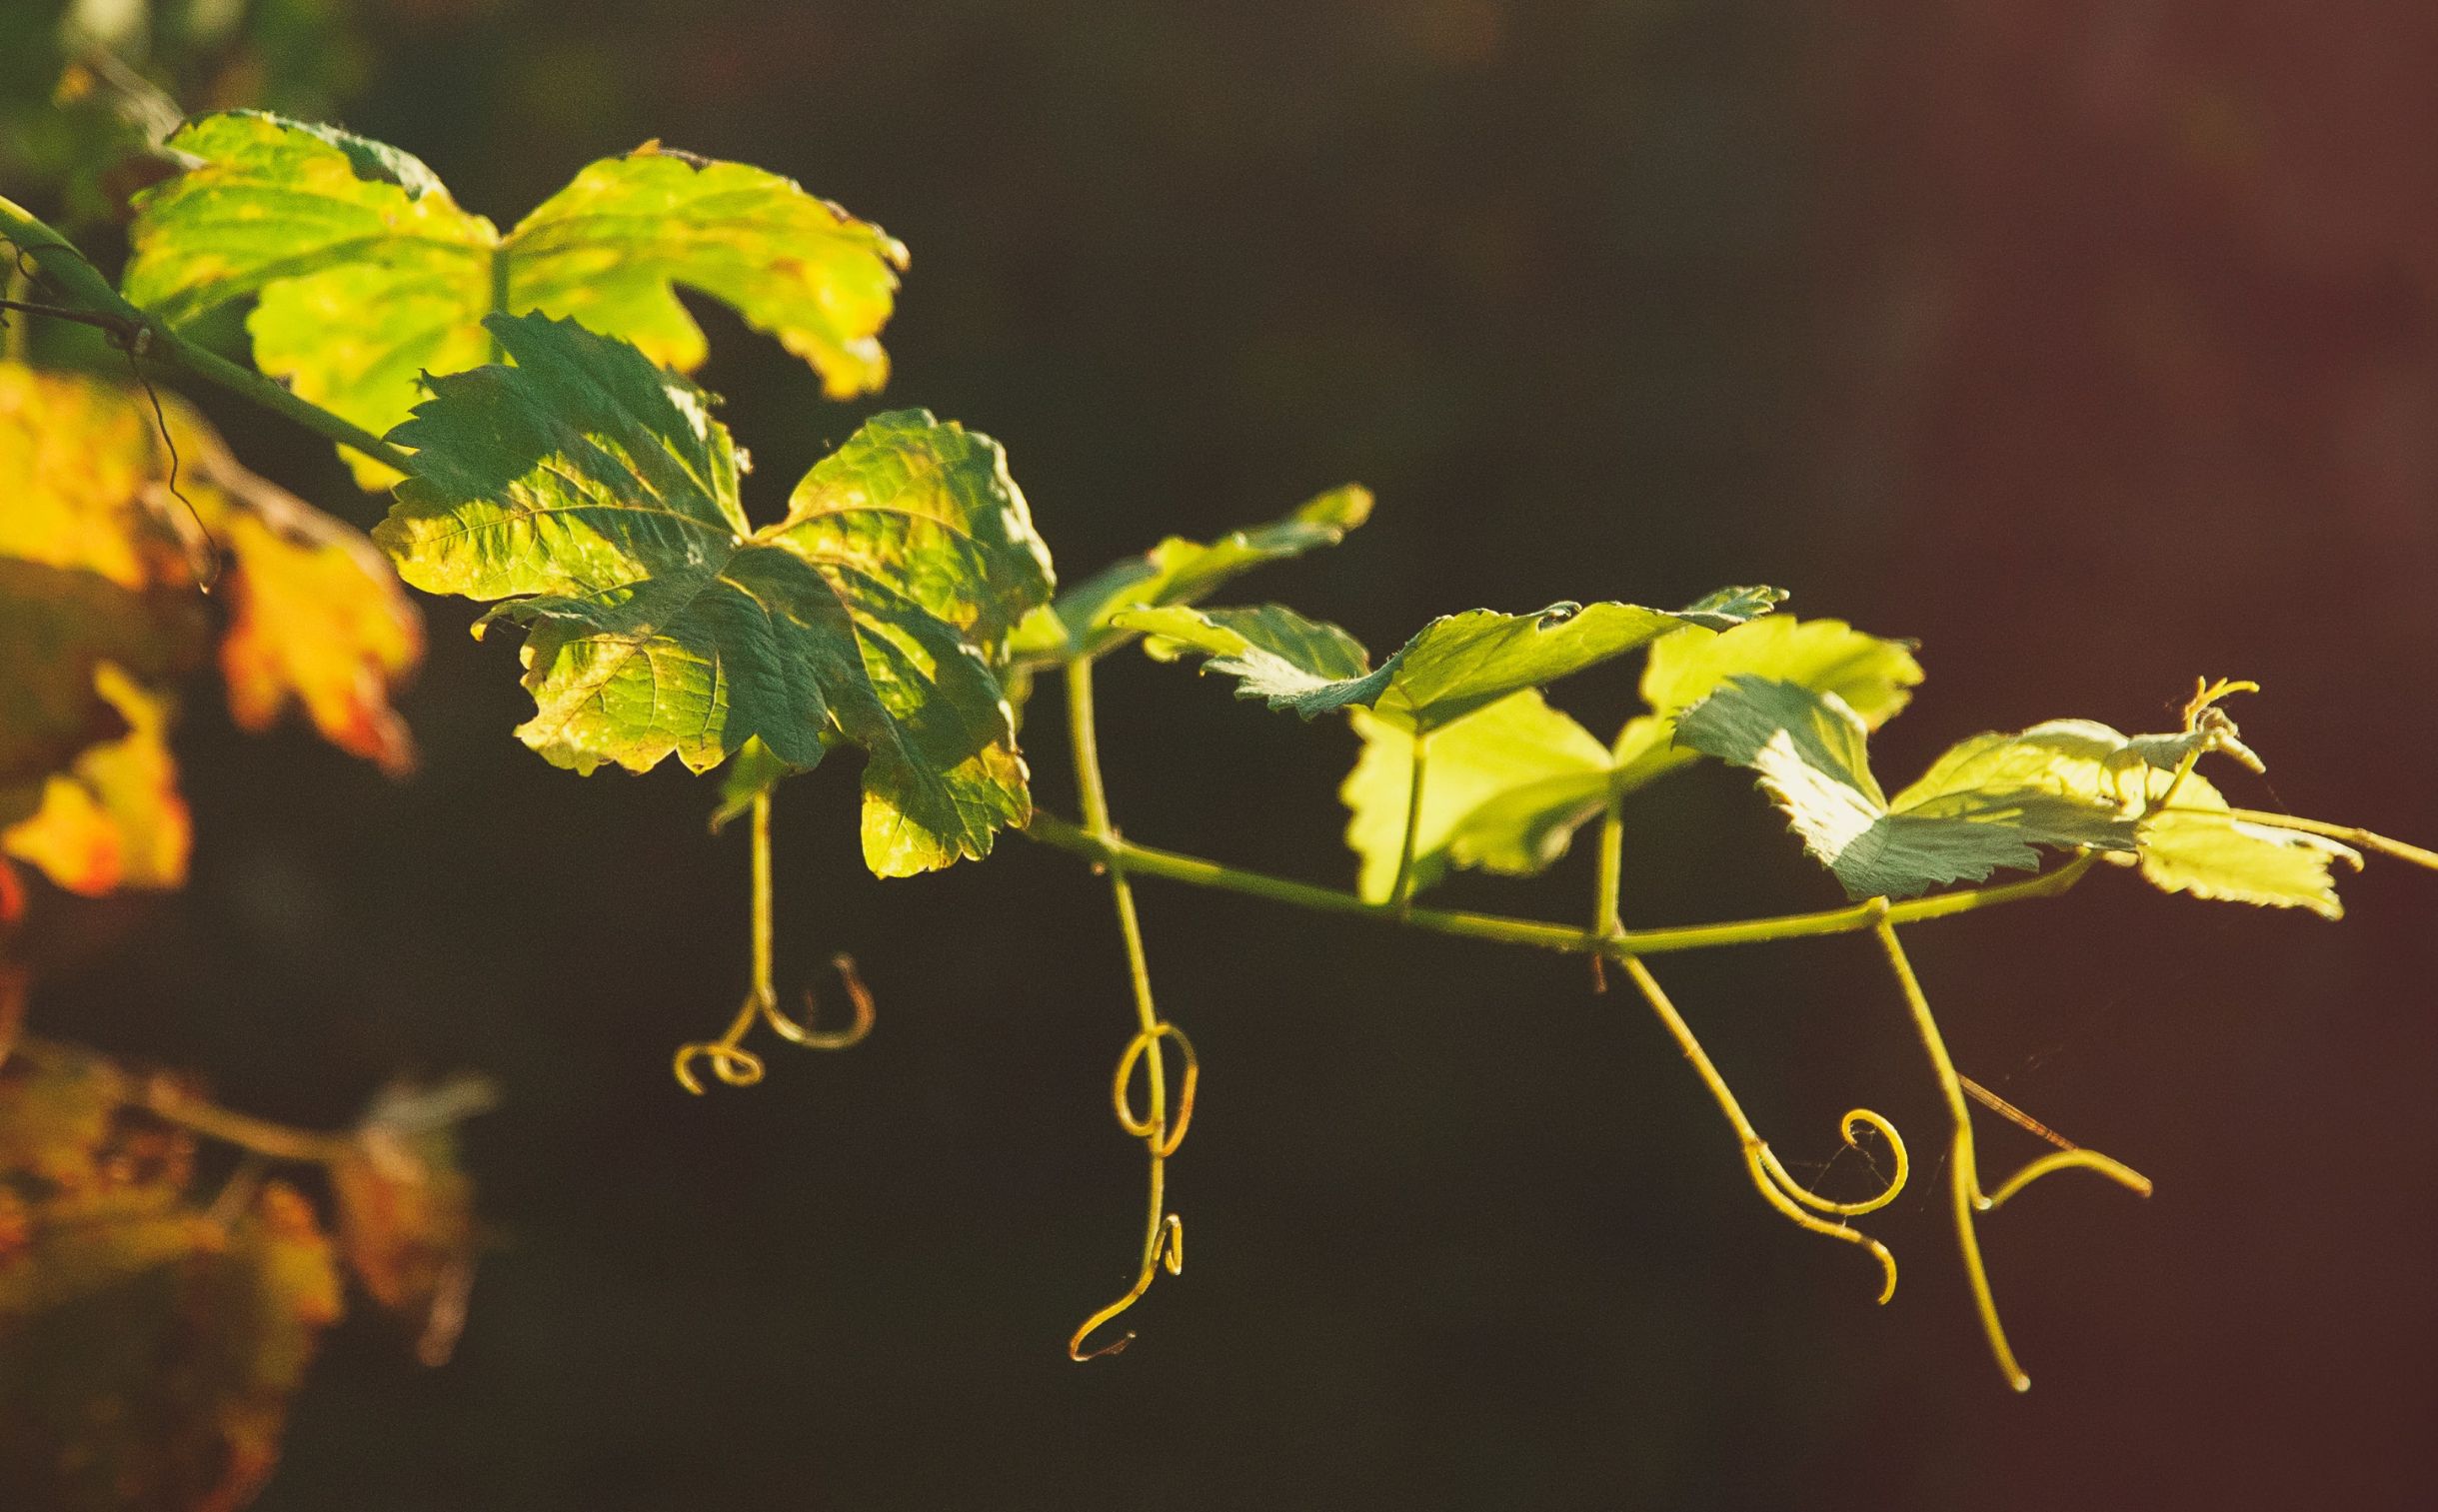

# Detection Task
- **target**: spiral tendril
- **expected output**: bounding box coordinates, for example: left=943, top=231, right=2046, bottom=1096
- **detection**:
left=672, top=792, right=872, bottom=1094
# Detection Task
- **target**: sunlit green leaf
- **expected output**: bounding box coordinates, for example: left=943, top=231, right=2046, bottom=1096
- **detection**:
left=2138, top=770, right=2357, bottom=918
left=378, top=314, right=1053, bottom=876
left=1341, top=615, right=1925, bottom=900
left=1340, top=692, right=1610, bottom=902
left=1127, top=591, right=1780, bottom=731
left=1677, top=676, right=2139, bottom=898
left=1010, top=484, right=1372, bottom=666
left=1611, top=615, right=1923, bottom=786
left=125, top=113, right=906, bottom=485
left=1914, top=710, right=2356, bottom=918
left=1119, top=603, right=1371, bottom=705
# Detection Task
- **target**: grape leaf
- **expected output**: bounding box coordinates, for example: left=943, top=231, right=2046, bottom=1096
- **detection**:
left=1907, top=713, right=2359, bottom=918
left=1341, top=692, right=1611, bottom=902
left=124, top=112, right=907, bottom=485
left=1122, top=592, right=1783, bottom=731
left=2, top=665, right=191, bottom=895
left=1123, top=603, right=1372, bottom=702
left=1009, top=484, right=1372, bottom=665
left=378, top=314, right=1055, bottom=876
left=216, top=507, right=424, bottom=778
left=1, top=1046, right=347, bottom=1512
left=1339, top=615, right=1922, bottom=901
left=1611, top=615, right=1923, bottom=787
left=1676, top=676, right=2140, bottom=898
left=2138, top=770, right=2358, bottom=918
left=0, top=1179, right=343, bottom=1512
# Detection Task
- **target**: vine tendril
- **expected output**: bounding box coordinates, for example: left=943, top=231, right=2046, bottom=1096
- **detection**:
left=672, top=790, right=873, bottom=1095
left=1873, top=916, right=2148, bottom=1391
left=1754, top=1107, right=1910, bottom=1217
left=1066, top=659, right=1194, bottom=1359
left=1617, top=955, right=1904, bottom=1305
left=1114, top=1020, right=1199, bottom=1157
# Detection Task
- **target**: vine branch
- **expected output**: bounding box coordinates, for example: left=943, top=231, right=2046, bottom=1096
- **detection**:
left=0, top=195, right=417, bottom=478
left=11, top=1035, right=355, bottom=1165
left=1023, top=811, right=2099, bottom=960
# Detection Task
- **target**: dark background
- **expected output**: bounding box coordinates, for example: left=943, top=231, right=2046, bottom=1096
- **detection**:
left=15, top=2, right=2438, bottom=1507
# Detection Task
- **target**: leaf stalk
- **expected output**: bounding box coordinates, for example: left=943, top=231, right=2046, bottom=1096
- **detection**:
left=0, top=195, right=417, bottom=480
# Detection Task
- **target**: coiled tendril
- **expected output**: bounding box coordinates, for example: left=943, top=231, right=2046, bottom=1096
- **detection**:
left=672, top=791, right=874, bottom=1095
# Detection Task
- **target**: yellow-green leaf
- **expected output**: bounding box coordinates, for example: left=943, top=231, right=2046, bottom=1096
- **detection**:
left=1340, top=692, right=1610, bottom=903
left=125, top=114, right=906, bottom=486
left=1010, top=484, right=1372, bottom=665
left=379, top=314, right=1054, bottom=876
left=2138, top=771, right=2358, bottom=918
left=1338, top=615, right=1918, bottom=900
left=1677, top=677, right=2140, bottom=898
left=1125, top=591, right=1782, bottom=732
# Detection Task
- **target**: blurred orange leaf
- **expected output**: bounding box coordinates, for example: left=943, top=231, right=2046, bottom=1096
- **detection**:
left=331, top=1076, right=492, bottom=1365
left=3, top=665, right=193, bottom=894
left=0, top=360, right=424, bottom=897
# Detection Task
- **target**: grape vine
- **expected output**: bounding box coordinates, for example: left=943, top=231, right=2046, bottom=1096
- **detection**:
left=4, top=112, right=2433, bottom=1407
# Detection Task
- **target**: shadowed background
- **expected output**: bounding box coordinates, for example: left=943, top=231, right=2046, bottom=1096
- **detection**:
left=14, top=2, right=2438, bottom=1507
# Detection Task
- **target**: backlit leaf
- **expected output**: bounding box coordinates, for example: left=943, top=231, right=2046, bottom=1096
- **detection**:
left=125, top=113, right=906, bottom=485
left=1677, top=676, right=2139, bottom=898
left=0, top=362, right=423, bottom=779
left=1341, top=692, right=1610, bottom=903
left=2138, top=770, right=2357, bottom=918
left=1911, top=710, right=2358, bottom=918
left=1121, top=603, right=1372, bottom=704
left=0, top=563, right=203, bottom=830
left=1611, top=616, right=1923, bottom=786
left=2, top=665, right=191, bottom=895
left=1010, top=484, right=1372, bottom=665
left=379, top=314, right=1054, bottom=876
left=1341, top=615, right=1923, bottom=899
left=1127, top=592, right=1781, bottom=731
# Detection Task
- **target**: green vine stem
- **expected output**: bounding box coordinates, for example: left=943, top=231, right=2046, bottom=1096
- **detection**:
left=1025, top=811, right=2100, bottom=960
left=0, top=195, right=415, bottom=479
left=16, top=191, right=2418, bottom=1383
left=1390, top=731, right=1430, bottom=912
left=1587, top=793, right=1626, bottom=991
left=1065, top=659, right=1194, bottom=1360
left=2213, top=807, right=2438, bottom=872
left=4, top=259, right=29, bottom=363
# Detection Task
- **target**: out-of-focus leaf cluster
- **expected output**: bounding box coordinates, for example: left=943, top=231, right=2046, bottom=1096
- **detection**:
left=1, top=0, right=370, bottom=230
left=0, top=1036, right=489, bottom=1510
left=0, top=361, right=422, bottom=900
